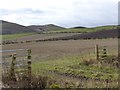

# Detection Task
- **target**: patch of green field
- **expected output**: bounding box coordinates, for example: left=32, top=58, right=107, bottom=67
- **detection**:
left=42, top=25, right=117, bottom=33
left=94, top=25, right=117, bottom=30
left=2, top=32, right=36, bottom=40
left=32, top=55, right=118, bottom=81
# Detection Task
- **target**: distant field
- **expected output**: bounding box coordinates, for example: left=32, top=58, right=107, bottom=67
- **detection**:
left=2, top=25, right=117, bottom=41
left=43, top=25, right=117, bottom=33
left=3, top=39, right=117, bottom=59
left=2, top=33, right=80, bottom=41
left=2, top=32, right=36, bottom=40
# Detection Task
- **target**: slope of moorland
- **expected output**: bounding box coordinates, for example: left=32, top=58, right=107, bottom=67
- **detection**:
left=1, top=20, right=35, bottom=35
left=28, top=24, right=65, bottom=32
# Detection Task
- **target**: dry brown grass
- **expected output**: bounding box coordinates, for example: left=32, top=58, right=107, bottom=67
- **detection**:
left=3, top=39, right=117, bottom=61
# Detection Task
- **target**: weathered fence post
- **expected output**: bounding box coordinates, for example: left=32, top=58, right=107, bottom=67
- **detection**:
left=95, top=45, right=99, bottom=60
left=102, top=46, right=107, bottom=59
left=9, top=53, right=16, bottom=80
left=27, top=49, right=32, bottom=79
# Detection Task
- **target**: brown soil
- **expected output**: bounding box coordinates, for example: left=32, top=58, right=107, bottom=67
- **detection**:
left=2, top=39, right=118, bottom=61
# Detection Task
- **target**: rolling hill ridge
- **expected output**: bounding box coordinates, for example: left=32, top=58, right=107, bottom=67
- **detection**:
left=1, top=20, right=66, bottom=34
left=0, top=20, right=35, bottom=35
left=28, top=24, right=65, bottom=32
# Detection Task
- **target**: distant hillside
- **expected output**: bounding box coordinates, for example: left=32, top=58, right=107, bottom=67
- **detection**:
left=70, top=26, right=86, bottom=29
left=1, top=20, right=35, bottom=35
left=28, top=24, right=65, bottom=32
left=43, top=25, right=117, bottom=33
left=1, top=20, right=118, bottom=35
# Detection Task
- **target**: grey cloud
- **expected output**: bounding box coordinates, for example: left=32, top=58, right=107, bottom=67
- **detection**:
left=0, top=0, right=118, bottom=28
left=0, top=9, right=45, bottom=15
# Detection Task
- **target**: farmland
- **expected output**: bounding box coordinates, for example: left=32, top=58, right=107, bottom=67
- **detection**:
left=2, top=38, right=118, bottom=88
left=1, top=21, right=119, bottom=88
left=42, top=25, right=117, bottom=33
left=1, top=25, right=118, bottom=46
left=1, top=32, right=36, bottom=40
left=2, top=33, right=79, bottom=41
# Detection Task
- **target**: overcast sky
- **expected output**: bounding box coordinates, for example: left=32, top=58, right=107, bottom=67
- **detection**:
left=0, top=0, right=119, bottom=27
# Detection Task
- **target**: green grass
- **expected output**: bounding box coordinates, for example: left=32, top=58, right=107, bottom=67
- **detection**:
left=32, top=55, right=118, bottom=81
left=2, top=32, right=36, bottom=40
left=42, top=25, right=117, bottom=33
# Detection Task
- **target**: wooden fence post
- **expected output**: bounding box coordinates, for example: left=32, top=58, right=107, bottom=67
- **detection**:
left=9, top=53, right=16, bottom=80
left=95, top=45, right=99, bottom=60
left=102, top=46, right=107, bottom=58
left=27, top=49, right=32, bottom=79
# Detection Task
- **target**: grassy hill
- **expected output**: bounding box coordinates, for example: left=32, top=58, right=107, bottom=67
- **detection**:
left=1, top=20, right=35, bottom=35
left=1, top=20, right=117, bottom=34
left=43, top=25, right=117, bottom=33
left=28, top=24, right=65, bottom=32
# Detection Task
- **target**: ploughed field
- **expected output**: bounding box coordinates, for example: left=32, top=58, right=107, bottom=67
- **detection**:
left=2, top=38, right=118, bottom=88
